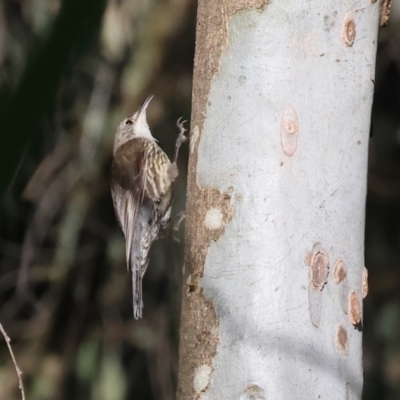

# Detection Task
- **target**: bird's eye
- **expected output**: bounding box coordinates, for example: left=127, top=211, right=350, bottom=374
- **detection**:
left=125, top=119, right=133, bottom=126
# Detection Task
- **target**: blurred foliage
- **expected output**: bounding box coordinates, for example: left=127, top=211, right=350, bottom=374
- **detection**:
left=0, top=0, right=194, bottom=399
left=0, top=0, right=399, bottom=399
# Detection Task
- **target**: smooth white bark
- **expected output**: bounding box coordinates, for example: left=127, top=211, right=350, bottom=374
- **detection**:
left=188, top=1, right=379, bottom=399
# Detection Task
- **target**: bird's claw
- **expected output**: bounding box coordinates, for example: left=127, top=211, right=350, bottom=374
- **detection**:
left=173, top=117, right=188, bottom=164
left=176, top=117, right=188, bottom=143
left=173, top=210, right=186, bottom=242
left=177, top=117, right=187, bottom=130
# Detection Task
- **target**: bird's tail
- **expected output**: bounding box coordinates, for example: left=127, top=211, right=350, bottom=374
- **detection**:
left=129, top=212, right=154, bottom=319
left=132, top=259, right=144, bottom=319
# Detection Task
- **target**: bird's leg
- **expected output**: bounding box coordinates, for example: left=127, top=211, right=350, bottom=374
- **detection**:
left=169, top=118, right=188, bottom=242
left=168, top=117, right=188, bottom=181
left=174, top=210, right=186, bottom=231
left=173, top=210, right=186, bottom=242
left=174, top=117, right=188, bottom=163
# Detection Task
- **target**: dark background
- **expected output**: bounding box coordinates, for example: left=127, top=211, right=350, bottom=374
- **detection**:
left=0, top=1, right=399, bottom=399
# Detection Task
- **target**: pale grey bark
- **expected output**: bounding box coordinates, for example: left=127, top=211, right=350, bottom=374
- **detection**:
left=178, top=1, right=380, bottom=399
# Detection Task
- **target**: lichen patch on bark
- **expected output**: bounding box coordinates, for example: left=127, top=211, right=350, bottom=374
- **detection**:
left=306, top=244, right=330, bottom=327
left=308, top=244, right=330, bottom=291
left=333, top=259, right=347, bottom=284
left=240, top=384, right=266, bottom=399
left=380, top=0, right=392, bottom=27
left=193, top=364, right=213, bottom=394
left=226, top=0, right=269, bottom=16
left=204, top=207, right=224, bottom=230
left=348, top=291, right=362, bottom=328
left=362, top=267, right=368, bottom=298
left=190, top=126, right=200, bottom=155
left=335, top=325, right=349, bottom=355
left=342, top=12, right=356, bottom=46
left=280, top=105, right=299, bottom=156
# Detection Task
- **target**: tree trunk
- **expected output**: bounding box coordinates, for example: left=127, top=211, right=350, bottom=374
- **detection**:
left=178, top=1, right=380, bottom=399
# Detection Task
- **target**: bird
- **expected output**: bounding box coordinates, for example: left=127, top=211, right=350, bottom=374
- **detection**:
left=111, top=95, right=186, bottom=319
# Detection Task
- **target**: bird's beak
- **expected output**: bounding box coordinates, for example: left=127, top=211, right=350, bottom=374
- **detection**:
left=127, top=95, right=155, bottom=140
left=138, top=95, right=154, bottom=115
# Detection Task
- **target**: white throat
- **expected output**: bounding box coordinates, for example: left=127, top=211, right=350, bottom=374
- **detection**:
left=133, top=113, right=154, bottom=140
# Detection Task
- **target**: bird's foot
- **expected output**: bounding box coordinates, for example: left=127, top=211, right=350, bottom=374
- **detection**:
left=173, top=117, right=188, bottom=164
left=173, top=210, right=186, bottom=242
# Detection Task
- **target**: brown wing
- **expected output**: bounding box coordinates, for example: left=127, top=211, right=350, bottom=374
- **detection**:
left=112, top=141, right=147, bottom=193
left=142, top=143, right=173, bottom=234
left=144, top=144, right=172, bottom=209
left=111, top=140, right=148, bottom=268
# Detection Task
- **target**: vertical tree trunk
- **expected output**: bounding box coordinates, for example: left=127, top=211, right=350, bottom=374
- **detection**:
left=178, top=1, right=380, bottom=399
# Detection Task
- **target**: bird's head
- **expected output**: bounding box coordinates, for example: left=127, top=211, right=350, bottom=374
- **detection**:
left=114, top=95, right=155, bottom=152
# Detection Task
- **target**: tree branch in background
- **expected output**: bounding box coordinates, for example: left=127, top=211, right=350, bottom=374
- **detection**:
left=0, top=322, right=25, bottom=400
